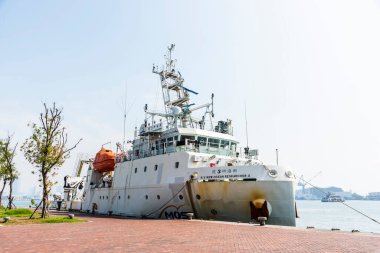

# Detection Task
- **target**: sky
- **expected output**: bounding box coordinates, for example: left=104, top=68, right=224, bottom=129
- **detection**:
left=1, top=0, right=380, bottom=195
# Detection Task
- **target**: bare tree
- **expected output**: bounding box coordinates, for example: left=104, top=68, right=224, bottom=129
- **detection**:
left=21, top=103, right=82, bottom=218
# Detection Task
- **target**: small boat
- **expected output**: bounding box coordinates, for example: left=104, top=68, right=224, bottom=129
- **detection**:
left=93, top=149, right=116, bottom=173
left=321, top=192, right=345, bottom=202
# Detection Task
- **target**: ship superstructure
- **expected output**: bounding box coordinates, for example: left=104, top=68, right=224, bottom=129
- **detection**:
left=63, top=45, right=297, bottom=226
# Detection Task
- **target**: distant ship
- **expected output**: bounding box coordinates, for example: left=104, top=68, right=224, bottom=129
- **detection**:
left=321, top=192, right=345, bottom=202
left=63, top=45, right=297, bottom=226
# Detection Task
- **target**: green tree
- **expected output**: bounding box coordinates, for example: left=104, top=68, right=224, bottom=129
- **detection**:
left=21, top=103, right=81, bottom=218
left=0, top=135, right=18, bottom=209
left=0, top=162, right=7, bottom=208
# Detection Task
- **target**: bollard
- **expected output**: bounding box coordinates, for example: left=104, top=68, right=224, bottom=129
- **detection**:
left=186, top=213, right=194, bottom=220
left=68, top=214, right=75, bottom=219
left=258, top=217, right=267, bottom=226
left=352, top=229, right=360, bottom=233
left=307, top=226, right=315, bottom=229
left=331, top=228, right=340, bottom=231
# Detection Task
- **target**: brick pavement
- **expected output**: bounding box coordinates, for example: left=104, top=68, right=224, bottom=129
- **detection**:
left=1, top=214, right=380, bottom=253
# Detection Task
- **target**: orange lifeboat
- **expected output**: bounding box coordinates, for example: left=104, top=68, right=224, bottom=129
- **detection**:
left=93, top=148, right=116, bottom=173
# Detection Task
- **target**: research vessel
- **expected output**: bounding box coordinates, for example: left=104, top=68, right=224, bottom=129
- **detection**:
left=63, top=45, right=297, bottom=226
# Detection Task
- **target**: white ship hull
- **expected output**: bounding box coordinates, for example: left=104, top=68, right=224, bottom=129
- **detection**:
left=80, top=152, right=296, bottom=226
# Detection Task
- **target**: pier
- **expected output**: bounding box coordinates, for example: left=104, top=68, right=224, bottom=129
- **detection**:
left=1, top=214, right=380, bottom=252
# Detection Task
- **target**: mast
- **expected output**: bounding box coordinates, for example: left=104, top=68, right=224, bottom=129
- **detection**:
left=150, top=44, right=216, bottom=131
left=152, top=44, right=192, bottom=128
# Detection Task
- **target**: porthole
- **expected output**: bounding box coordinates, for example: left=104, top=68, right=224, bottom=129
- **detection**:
left=135, top=168, right=137, bottom=173
left=157, top=195, right=160, bottom=199
left=144, top=166, right=147, bottom=172
left=99, top=196, right=101, bottom=199
left=196, top=194, right=201, bottom=200
left=268, top=169, right=278, bottom=177
left=118, top=196, right=120, bottom=199
left=106, top=196, right=108, bottom=199
left=145, top=195, right=148, bottom=200
left=175, top=162, right=179, bottom=169
left=179, top=194, right=183, bottom=200
left=128, top=195, right=130, bottom=199
left=154, top=164, right=158, bottom=171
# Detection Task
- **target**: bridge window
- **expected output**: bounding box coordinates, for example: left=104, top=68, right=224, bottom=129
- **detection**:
left=209, top=138, right=220, bottom=148
left=230, top=142, right=237, bottom=151
left=181, top=135, right=194, bottom=141
left=198, top=136, right=207, bottom=146
left=178, top=135, right=195, bottom=146
left=220, top=140, right=230, bottom=149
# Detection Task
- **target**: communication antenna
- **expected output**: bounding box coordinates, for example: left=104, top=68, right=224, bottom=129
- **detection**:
left=244, top=102, right=249, bottom=147
left=244, top=102, right=249, bottom=155
left=276, top=148, right=279, bottom=166
left=211, top=93, right=215, bottom=117
left=123, top=83, right=127, bottom=151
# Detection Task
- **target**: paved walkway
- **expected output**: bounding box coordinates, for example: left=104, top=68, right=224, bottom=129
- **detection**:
left=1, top=214, right=380, bottom=252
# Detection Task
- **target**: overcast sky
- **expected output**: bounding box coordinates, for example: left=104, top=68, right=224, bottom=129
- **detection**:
left=1, top=0, right=380, bottom=195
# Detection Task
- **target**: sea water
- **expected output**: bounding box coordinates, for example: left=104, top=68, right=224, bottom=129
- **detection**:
left=296, top=200, right=380, bottom=234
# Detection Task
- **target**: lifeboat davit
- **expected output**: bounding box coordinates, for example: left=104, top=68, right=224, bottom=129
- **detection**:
left=93, top=148, right=116, bottom=173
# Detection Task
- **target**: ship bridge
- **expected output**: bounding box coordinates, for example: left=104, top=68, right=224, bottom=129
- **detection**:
left=131, top=127, right=239, bottom=160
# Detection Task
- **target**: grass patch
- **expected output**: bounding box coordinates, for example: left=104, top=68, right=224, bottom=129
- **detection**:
left=0, top=208, right=33, bottom=218
left=0, top=207, right=86, bottom=225
left=38, top=216, right=85, bottom=224
left=3, top=216, right=86, bottom=225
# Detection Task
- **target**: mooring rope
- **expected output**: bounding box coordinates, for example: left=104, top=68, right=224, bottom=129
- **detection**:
left=297, top=176, right=380, bottom=225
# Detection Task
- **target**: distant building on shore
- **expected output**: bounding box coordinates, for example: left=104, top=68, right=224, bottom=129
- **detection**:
left=366, top=192, right=380, bottom=200
left=296, top=186, right=365, bottom=200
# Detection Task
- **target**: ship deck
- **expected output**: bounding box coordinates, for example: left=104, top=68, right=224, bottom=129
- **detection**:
left=1, top=212, right=379, bottom=252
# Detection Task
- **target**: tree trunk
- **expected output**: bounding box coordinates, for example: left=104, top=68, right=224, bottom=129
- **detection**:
left=0, top=180, right=7, bottom=208
left=8, top=178, right=14, bottom=210
left=41, top=174, right=48, bottom=218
